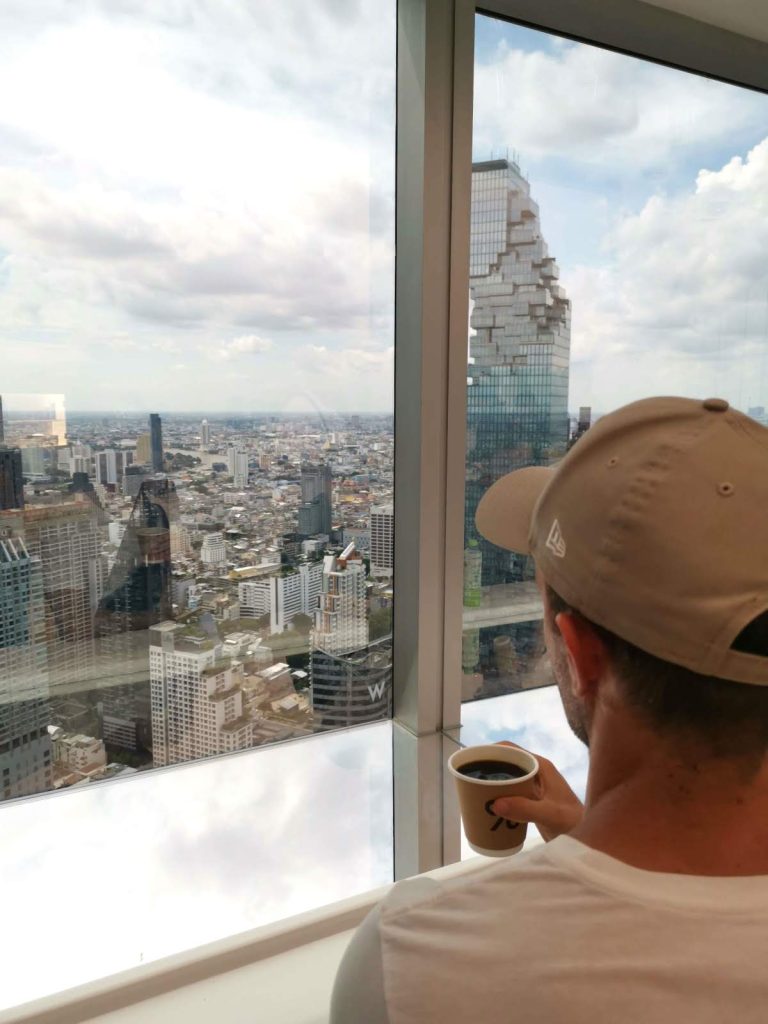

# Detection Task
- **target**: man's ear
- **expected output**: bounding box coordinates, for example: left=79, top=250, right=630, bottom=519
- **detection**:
left=555, top=612, right=609, bottom=701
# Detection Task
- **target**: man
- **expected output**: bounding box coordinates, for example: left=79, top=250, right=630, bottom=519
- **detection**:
left=331, top=396, right=768, bottom=1023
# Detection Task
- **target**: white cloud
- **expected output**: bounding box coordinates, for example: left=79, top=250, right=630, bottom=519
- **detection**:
left=568, top=137, right=768, bottom=410
left=0, top=1, right=395, bottom=411
left=217, top=334, right=273, bottom=360
left=474, top=39, right=767, bottom=172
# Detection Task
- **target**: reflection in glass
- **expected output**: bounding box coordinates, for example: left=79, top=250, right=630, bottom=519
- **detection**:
left=0, top=0, right=395, bottom=801
left=0, top=721, right=393, bottom=1010
left=463, top=158, right=570, bottom=702
left=464, top=14, right=768, bottom=702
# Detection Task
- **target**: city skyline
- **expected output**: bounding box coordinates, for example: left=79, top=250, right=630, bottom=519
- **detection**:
left=0, top=394, right=396, bottom=801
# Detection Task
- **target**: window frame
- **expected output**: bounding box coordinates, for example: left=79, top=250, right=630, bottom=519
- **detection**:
left=393, top=0, right=768, bottom=878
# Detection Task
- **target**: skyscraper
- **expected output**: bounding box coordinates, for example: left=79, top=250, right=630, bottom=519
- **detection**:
left=135, top=432, right=152, bottom=467
left=298, top=463, right=332, bottom=536
left=0, top=530, right=52, bottom=800
left=96, top=479, right=178, bottom=757
left=311, top=637, right=392, bottom=731
left=0, top=502, right=102, bottom=701
left=149, top=413, right=163, bottom=473
left=97, top=479, right=178, bottom=639
left=200, top=419, right=211, bottom=447
left=369, top=504, right=394, bottom=578
left=149, top=622, right=253, bottom=767
left=0, top=394, right=5, bottom=443
left=312, top=543, right=368, bottom=656
left=0, top=448, right=25, bottom=510
left=227, top=447, right=248, bottom=488
left=465, top=159, right=570, bottom=586
left=95, top=449, right=131, bottom=487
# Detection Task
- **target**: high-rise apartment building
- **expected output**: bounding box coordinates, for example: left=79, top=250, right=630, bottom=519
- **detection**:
left=200, top=419, right=211, bottom=447
left=298, top=463, right=332, bottom=536
left=238, top=561, right=324, bottom=632
left=312, top=543, right=368, bottom=656
left=149, top=414, right=163, bottom=473
left=95, top=449, right=132, bottom=487
left=200, top=532, right=227, bottom=567
left=227, top=448, right=248, bottom=489
left=0, top=448, right=25, bottom=510
left=369, top=504, right=393, bottom=578
left=237, top=578, right=271, bottom=618
left=149, top=622, right=253, bottom=767
left=0, top=502, right=102, bottom=697
left=466, top=158, right=570, bottom=586
left=170, top=523, right=192, bottom=557
left=135, top=433, right=152, bottom=467
left=0, top=531, right=52, bottom=800
left=0, top=394, right=5, bottom=442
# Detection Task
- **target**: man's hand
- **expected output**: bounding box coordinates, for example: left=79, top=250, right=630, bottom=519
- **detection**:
left=491, top=742, right=584, bottom=842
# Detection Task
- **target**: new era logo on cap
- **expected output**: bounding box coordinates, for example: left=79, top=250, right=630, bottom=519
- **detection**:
left=545, top=519, right=566, bottom=558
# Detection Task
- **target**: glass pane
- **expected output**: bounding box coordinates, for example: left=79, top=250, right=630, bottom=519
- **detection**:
left=462, top=13, right=768, bottom=703
left=0, top=721, right=393, bottom=1010
left=446, top=688, right=589, bottom=858
left=0, top=2, right=395, bottom=802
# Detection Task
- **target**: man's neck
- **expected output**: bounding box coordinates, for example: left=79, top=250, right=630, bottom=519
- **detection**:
left=569, top=716, right=768, bottom=876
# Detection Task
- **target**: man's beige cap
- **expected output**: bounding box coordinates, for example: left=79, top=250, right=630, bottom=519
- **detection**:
left=476, top=396, right=768, bottom=685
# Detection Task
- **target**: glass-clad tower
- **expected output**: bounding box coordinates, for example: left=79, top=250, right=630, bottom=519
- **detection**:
left=149, top=413, right=163, bottom=473
left=465, top=159, right=570, bottom=586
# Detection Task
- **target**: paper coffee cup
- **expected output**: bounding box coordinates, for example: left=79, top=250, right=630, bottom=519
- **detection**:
left=448, top=744, right=539, bottom=857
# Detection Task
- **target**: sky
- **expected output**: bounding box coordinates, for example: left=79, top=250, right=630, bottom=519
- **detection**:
left=0, top=0, right=396, bottom=415
left=473, top=16, right=768, bottom=414
left=1, top=5, right=766, bottom=414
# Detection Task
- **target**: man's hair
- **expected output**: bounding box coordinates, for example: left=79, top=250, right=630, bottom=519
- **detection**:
left=545, top=584, right=768, bottom=762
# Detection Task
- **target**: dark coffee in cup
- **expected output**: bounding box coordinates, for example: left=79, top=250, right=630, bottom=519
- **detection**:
left=457, top=760, right=528, bottom=782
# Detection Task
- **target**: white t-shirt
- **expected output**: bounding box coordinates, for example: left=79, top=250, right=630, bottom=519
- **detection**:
left=330, top=836, right=768, bottom=1023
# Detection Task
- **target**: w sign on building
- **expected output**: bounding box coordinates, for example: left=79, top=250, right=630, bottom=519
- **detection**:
left=310, top=543, right=391, bottom=730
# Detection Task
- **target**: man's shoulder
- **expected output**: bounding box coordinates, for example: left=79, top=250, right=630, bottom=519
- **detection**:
left=378, top=840, right=561, bottom=925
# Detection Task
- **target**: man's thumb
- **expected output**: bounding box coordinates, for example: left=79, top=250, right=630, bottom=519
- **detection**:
left=491, top=796, right=539, bottom=821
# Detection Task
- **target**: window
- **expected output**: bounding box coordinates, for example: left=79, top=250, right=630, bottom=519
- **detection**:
left=0, top=1, right=395, bottom=802
left=2, top=0, right=767, bottom=1013
left=462, top=11, right=768, bottom=704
